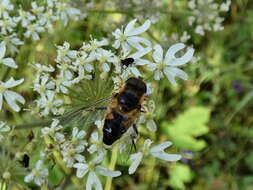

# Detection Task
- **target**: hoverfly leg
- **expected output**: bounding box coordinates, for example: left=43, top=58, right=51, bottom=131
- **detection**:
left=133, top=123, right=138, bottom=135
left=95, top=106, right=107, bottom=110
left=131, top=135, right=137, bottom=152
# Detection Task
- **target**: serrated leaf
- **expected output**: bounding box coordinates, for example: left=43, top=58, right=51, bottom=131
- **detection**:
left=162, top=106, right=210, bottom=151
left=169, top=164, right=193, bottom=190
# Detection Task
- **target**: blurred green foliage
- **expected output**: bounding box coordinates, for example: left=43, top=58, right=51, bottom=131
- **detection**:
left=162, top=106, right=210, bottom=151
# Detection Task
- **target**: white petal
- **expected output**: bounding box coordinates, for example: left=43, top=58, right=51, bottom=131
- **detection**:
left=150, top=141, right=172, bottom=153
left=84, top=63, right=93, bottom=72
left=124, top=19, right=137, bottom=35
left=5, top=90, right=25, bottom=104
left=4, top=78, right=24, bottom=88
left=167, top=48, right=194, bottom=66
left=24, top=173, right=34, bottom=183
left=127, top=36, right=151, bottom=48
left=3, top=58, right=17, bottom=68
left=130, top=47, right=152, bottom=59
left=4, top=92, right=21, bottom=112
left=72, top=127, right=78, bottom=137
left=128, top=152, right=143, bottom=174
left=101, top=63, right=110, bottom=72
left=77, top=130, right=86, bottom=139
left=0, top=41, right=6, bottom=58
left=134, top=58, right=150, bottom=66
left=147, top=119, right=157, bottom=132
left=86, top=171, right=102, bottom=190
left=152, top=44, right=163, bottom=63
left=129, top=66, right=141, bottom=77
left=164, top=67, right=188, bottom=85
left=74, top=154, right=85, bottom=162
left=126, top=20, right=151, bottom=36
left=165, top=43, right=185, bottom=62
left=73, top=163, right=89, bottom=178
left=150, top=152, right=181, bottom=162
left=95, top=166, right=121, bottom=177
left=154, top=70, right=163, bottom=80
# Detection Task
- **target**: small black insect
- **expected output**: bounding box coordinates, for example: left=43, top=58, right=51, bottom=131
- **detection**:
left=20, top=154, right=30, bottom=168
left=121, top=58, right=134, bottom=67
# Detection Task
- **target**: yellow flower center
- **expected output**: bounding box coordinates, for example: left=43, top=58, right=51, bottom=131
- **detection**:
left=0, top=84, right=6, bottom=93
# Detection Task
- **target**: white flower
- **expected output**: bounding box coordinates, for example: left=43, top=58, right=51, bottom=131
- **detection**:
left=73, top=157, right=121, bottom=190
left=0, top=14, right=16, bottom=35
left=24, top=160, right=48, bottom=186
left=87, top=131, right=106, bottom=155
left=55, top=2, right=82, bottom=26
left=220, top=0, right=231, bottom=12
left=36, top=90, right=62, bottom=116
left=139, top=100, right=157, bottom=132
left=0, top=0, right=14, bottom=18
left=0, top=41, right=17, bottom=68
left=54, top=74, right=73, bottom=94
left=33, top=74, right=55, bottom=95
left=96, top=49, right=116, bottom=72
left=128, top=139, right=181, bottom=174
left=2, top=33, right=24, bottom=55
left=56, top=42, right=77, bottom=79
left=72, top=51, right=94, bottom=81
left=81, top=38, right=108, bottom=58
left=14, top=9, right=35, bottom=27
left=24, top=22, right=45, bottom=41
left=112, top=19, right=151, bottom=53
left=41, top=119, right=64, bottom=142
left=0, top=121, right=11, bottom=141
left=148, top=43, right=194, bottom=85
left=60, top=127, right=87, bottom=168
left=0, top=78, right=25, bottom=112
left=31, top=2, right=45, bottom=15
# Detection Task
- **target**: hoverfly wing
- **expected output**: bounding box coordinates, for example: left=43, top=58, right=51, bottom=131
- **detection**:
left=59, top=96, right=112, bottom=127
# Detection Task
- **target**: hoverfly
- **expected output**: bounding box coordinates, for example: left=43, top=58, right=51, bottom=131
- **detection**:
left=103, top=77, right=147, bottom=145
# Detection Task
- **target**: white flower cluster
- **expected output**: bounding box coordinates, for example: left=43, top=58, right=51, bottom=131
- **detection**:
left=0, top=0, right=83, bottom=112
left=0, top=0, right=82, bottom=55
left=188, top=0, right=231, bottom=35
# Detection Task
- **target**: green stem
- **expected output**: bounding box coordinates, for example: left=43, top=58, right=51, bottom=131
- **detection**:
left=104, top=144, right=118, bottom=190
left=44, top=136, right=81, bottom=187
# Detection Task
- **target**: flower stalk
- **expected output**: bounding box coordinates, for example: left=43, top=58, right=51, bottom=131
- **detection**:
left=104, top=144, right=118, bottom=190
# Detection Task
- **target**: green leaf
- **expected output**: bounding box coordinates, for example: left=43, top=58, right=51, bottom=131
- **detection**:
left=245, top=152, right=253, bottom=171
left=48, top=164, right=64, bottom=185
left=162, top=106, right=210, bottom=151
left=169, top=164, right=193, bottom=190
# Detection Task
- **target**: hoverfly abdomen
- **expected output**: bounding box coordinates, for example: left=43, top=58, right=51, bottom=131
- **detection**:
left=103, top=111, right=126, bottom=145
